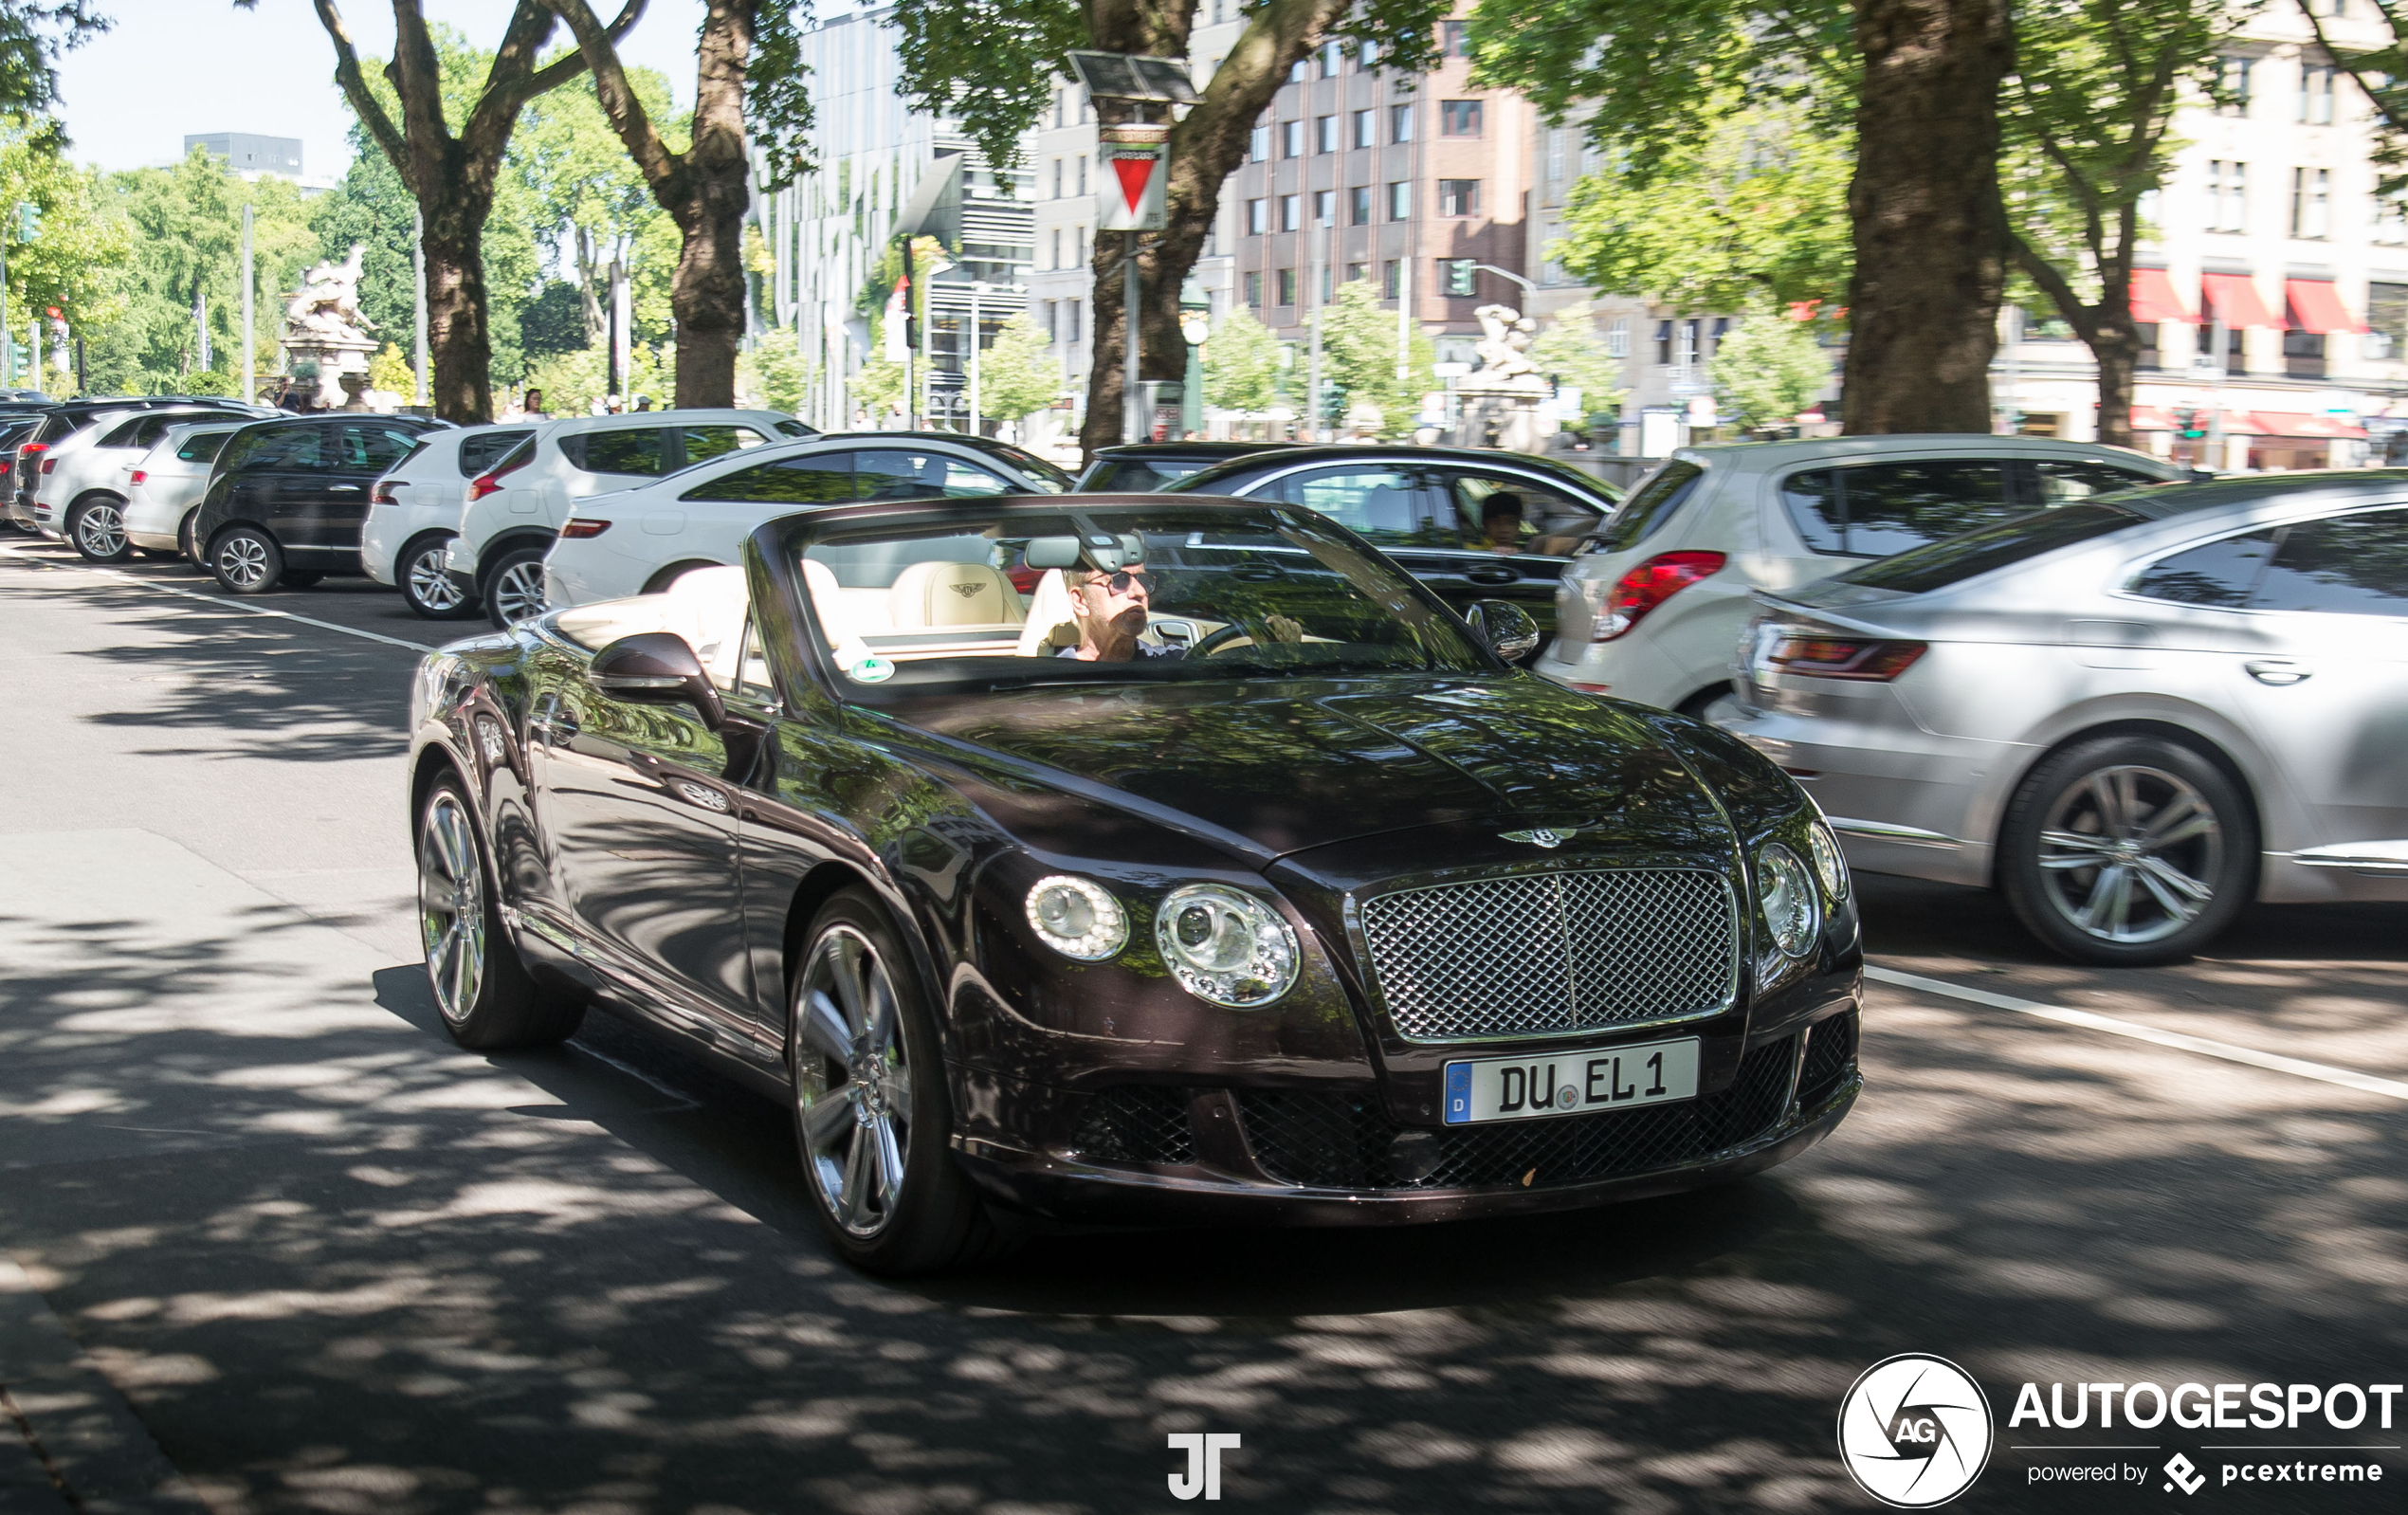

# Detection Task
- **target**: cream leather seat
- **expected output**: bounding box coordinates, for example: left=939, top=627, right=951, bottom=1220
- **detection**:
left=888, top=560, right=1023, bottom=629
left=1014, top=569, right=1082, bottom=657
left=664, top=565, right=751, bottom=688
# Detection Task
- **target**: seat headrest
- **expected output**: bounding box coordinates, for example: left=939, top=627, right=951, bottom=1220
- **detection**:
left=1013, top=568, right=1082, bottom=657
left=889, top=559, right=1024, bottom=629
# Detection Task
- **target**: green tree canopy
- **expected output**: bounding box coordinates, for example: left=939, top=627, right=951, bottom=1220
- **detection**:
left=976, top=312, right=1059, bottom=423
left=1201, top=306, right=1282, bottom=417
left=1319, top=278, right=1432, bottom=437
left=1711, top=304, right=1833, bottom=432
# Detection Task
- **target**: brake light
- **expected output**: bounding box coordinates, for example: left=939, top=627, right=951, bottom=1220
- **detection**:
left=40, top=457, right=54, bottom=474
left=1589, top=551, right=1725, bottom=642
left=371, top=481, right=401, bottom=505
left=129, top=469, right=146, bottom=484
left=1007, top=566, right=1045, bottom=593
left=558, top=519, right=611, bottom=539
left=465, top=473, right=504, bottom=502
left=465, top=448, right=532, bottom=502
left=1769, top=635, right=1927, bottom=682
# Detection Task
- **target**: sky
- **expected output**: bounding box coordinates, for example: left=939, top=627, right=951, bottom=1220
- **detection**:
left=50, top=0, right=711, bottom=178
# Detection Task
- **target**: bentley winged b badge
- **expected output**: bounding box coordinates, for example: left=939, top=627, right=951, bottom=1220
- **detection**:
left=1500, top=828, right=1573, bottom=849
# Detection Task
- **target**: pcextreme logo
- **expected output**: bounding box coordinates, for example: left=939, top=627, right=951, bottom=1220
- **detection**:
left=1838, top=1354, right=1997, bottom=1507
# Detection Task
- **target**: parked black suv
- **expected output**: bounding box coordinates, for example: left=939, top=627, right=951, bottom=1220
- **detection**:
left=192, top=414, right=451, bottom=593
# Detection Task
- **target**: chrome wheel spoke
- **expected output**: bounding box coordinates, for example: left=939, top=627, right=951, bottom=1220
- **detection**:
left=2141, top=794, right=2216, bottom=850
left=2132, top=864, right=2204, bottom=923
left=2074, top=864, right=2133, bottom=936
left=882, top=1071, right=913, bottom=1129
left=2038, top=829, right=2116, bottom=866
left=868, top=1119, right=904, bottom=1213
left=2135, top=852, right=2214, bottom=905
left=799, top=988, right=853, bottom=1068
left=793, top=920, right=913, bottom=1239
left=798, top=1090, right=854, bottom=1152
left=835, top=1128, right=873, bottom=1227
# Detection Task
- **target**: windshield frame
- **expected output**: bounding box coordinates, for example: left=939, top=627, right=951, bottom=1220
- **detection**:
left=757, top=496, right=1505, bottom=707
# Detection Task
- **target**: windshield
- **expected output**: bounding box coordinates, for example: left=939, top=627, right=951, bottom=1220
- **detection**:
left=794, top=502, right=1487, bottom=700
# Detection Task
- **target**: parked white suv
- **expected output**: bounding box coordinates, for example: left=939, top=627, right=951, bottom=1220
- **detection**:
left=36, top=407, right=252, bottom=561
left=541, top=432, right=1072, bottom=611
left=444, top=409, right=813, bottom=627
left=361, top=423, right=535, bottom=617
left=121, top=420, right=250, bottom=559
left=1537, top=434, right=2186, bottom=714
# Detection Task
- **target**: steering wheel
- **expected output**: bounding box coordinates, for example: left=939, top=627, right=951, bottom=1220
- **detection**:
left=1189, top=623, right=1256, bottom=658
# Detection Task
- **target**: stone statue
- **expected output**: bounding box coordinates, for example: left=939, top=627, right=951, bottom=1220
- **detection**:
left=1451, top=303, right=1551, bottom=451
left=280, top=244, right=380, bottom=410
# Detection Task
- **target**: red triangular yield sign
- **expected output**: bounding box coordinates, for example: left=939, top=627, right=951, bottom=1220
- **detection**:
left=1112, top=155, right=1156, bottom=215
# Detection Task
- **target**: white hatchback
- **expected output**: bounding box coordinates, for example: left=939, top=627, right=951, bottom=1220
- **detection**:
left=122, top=419, right=250, bottom=558
left=540, top=433, right=1072, bottom=611
left=1536, top=434, right=2186, bottom=714
left=360, top=423, right=533, bottom=618
left=443, top=409, right=814, bottom=627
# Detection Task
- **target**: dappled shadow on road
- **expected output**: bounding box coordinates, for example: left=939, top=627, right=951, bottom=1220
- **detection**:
left=1, top=903, right=2401, bottom=1512
left=3, top=549, right=415, bottom=764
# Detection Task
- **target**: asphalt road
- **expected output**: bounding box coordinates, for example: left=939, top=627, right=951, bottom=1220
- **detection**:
left=2, top=535, right=2402, bottom=1515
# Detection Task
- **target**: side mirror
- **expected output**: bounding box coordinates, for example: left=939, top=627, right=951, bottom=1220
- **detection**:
left=589, top=632, right=724, bottom=730
left=1466, top=599, right=1542, bottom=663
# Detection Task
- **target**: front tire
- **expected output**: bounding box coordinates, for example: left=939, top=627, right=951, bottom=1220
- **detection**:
left=67, top=497, right=132, bottom=563
left=416, top=774, right=584, bottom=1050
left=400, top=533, right=477, bottom=618
left=1999, top=733, right=2256, bottom=966
left=789, top=888, right=996, bottom=1274
left=209, top=525, right=283, bottom=594
left=483, top=546, right=550, bottom=629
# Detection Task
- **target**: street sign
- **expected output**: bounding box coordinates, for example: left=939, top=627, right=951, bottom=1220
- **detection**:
left=1065, top=52, right=1199, bottom=105
left=1097, top=123, right=1168, bottom=231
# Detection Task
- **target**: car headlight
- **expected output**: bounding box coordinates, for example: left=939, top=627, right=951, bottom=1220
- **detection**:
left=1024, top=875, right=1127, bottom=961
left=1154, top=884, right=1300, bottom=1007
left=1806, top=819, right=1849, bottom=902
left=1755, top=843, right=1819, bottom=958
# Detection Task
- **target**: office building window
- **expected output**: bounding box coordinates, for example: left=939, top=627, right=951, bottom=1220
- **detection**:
left=2291, top=166, right=2331, bottom=237
left=1277, top=268, right=1297, bottom=306
left=1441, top=100, right=1484, bottom=137
left=1360, top=39, right=1378, bottom=66
left=1353, top=109, right=1375, bottom=149
left=1280, top=193, right=1301, bottom=231
left=1677, top=319, right=1700, bottom=369
left=1049, top=228, right=1062, bottom=269
left=1313, top=189, right=1334, bottom=225
left=1547, top=128, right=1567, bottom=182
left=1349, top=185, right=1372, bottom=225
left=1655, top=319, right=1673, bottom=364
left=1248, top=198, right=1269, bottom=235
left=2379, top=196, right=2408, bottom=246
left=1441, top=20, right=1470, bottom=56
left=1042, top=301, right=1056, bottom=340
left=1245, top=271, right=1263, bottom=307
left=1051, top=158, right=1063, bottom=198
left=1321, top=40, right=1344, bottom=76
left=1389, top=180, right=1412, bottom=220
left=1391, top=104, right=1414, bottom=143
left=1347, top=261, right=1367, bottom=284
left=1382, top=259, right=1401, bottom=299
left=2300, top=64, right=2336, bottom=123
left=1283, top=119, right=1304, bottom=157
left=2208, top=159, right=2247, bottom=232
left=1249, top=124, right=1269, bottom=163
left=1606, top=319, right=1630, bottom=356
left=1067, top=300, right=1081, bottom=341
left=2369, top=280, right=2407, bottom=356
left=1076, top=155, right=1086, bottom=195
left=1438, top=178, right=1480, bottom=216
left=1317, top=115, right=1339, bottom=153
left=1289, top=58, right=1308, bottom=83
left=2216, top=56, right=2253, bottom=116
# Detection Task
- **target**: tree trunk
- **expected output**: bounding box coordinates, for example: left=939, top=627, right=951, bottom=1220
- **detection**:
left=1841, top=0, right=2013, bottom=433
left=576, top=226, right=608, bottom=346
left=665, top=0, right=755, bottom=408
left=423, top=192, right=496, bottom=424
left=2090, top=328, right=2138, bottom=449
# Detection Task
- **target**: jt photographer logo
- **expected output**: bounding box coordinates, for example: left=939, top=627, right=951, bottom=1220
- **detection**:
left=1838, top=1354, right=1996, bottom=1507
left=1168, top=1433, right=1240, bottom=1500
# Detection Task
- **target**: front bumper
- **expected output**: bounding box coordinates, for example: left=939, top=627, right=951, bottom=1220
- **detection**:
left=953, top=1011, right=1860, bottom=1226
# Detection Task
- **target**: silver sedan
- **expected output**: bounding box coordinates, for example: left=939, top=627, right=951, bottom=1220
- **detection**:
left=1711, top=472, right=2408, bottom=964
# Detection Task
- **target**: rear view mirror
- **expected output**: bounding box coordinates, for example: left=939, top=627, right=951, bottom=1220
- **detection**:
left=590, top=632, right=725, bottom=730
left=1466, top=600, right=1541, bottom=663
left=1024, top=536, right=1083, bottom=568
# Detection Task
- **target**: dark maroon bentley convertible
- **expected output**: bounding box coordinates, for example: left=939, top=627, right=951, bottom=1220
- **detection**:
left=408, top=496, right=1861, bottom=1272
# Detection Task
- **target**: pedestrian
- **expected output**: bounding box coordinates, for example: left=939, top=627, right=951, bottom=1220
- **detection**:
left=632, top=393, right=652, bottom=411
left=523, top=387, right=546, bottom=418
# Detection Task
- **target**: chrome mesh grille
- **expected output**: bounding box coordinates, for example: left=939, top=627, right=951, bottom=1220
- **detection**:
left=1357, top=868, right=1737, bottom=1042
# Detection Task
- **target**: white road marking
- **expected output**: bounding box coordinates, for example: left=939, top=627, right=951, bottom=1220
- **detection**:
left=1866, top=964, right=2408, bottom=1103
left=4, top=543, right=442, bottom=654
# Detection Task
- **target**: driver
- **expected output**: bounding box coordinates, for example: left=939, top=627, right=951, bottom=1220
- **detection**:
left=1059, top=562, right=1183, bottom=661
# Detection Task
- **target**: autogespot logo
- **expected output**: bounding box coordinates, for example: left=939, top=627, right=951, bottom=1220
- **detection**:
left=1838, top=1354, right=1997, bottom=1507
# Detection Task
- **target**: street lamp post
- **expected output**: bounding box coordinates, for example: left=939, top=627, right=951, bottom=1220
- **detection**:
left=1469, top=264, right=1536, bottom=299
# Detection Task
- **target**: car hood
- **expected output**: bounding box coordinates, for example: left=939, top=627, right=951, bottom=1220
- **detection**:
left=894, top=672, right=1732, bottom=861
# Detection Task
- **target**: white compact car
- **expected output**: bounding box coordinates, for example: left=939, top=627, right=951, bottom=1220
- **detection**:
left=361, top=423, right=533, bottom=617
left=444, top=409, right=814, bottom=627
left=35, top=407, right=253, bottom=561
left=540, top=432, right=1074, bottom=612
left=121, top=420, right=251, bottom=558
left=1536, top=434, right=2185, bottom=714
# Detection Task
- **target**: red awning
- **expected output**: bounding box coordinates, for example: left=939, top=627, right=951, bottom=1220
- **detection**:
left=2129, top=269, right=2193, bottom=325
left=2248, top=411, right=2367, bottom=439
left=2128, top=405, right=2178, bottom=431
left=2214, top=411, right=2271, bottom=435
left=2200, top=272, right=2282, bottom=329
left=2284, top=279, right=2367, bottom=335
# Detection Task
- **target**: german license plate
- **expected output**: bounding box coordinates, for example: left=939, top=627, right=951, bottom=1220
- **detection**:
left=1442, top=1037, right=1701, bottom=1124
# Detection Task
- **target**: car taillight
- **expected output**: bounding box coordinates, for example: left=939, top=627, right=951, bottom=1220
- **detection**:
left=39, top=457, right=54, bottom=474
left=465, top=448, right=532, bottom=502
left=558, top=519, right=610, bottom=539
left=465, top=473, right=504, bottom=502
left=1768, top=635, right=1927, bottom=682
left=1007, top=566, right=1045, bottom=593
left=371, top=482, right=401, bottom=505
left=129, top=469, right=146, bottom=484
left=1588, top=551, right=1725, bottom=642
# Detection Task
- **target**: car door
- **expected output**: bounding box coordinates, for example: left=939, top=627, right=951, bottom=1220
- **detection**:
left=528, top=652, right=757, bottom=1052
left=560, top=426, right=674, bottom=524
left=313, top=423, right=425, bottom=556
left=1259, top=463, right=1465, bottom=601
left=1431, top=466, right=1604, bottom=629
left=236, top=425, right=333, bottom=549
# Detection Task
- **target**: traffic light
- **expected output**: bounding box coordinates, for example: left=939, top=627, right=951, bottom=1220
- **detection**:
left=14, top=201, right=39, bottom=243
left=1442, top=259, right=1477, bottom=298
left=1320, top=379, right=1348, bottom=425
left=2175, top=407, right=2205, bottom=439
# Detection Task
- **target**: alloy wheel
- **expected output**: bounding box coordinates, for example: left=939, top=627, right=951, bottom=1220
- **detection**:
left=793, top=924, right=912, bottom=1239
left=2035, top=763, right=2223, bottom=945
left=408, top=545, right=465, bottom=612
left=490, top=560, right=547, bottom=624
left=417, top=789, right=487, bottom=1026
left=74, top=502, right=126, bottom=558
left=216, top=535, right=271, bottom=590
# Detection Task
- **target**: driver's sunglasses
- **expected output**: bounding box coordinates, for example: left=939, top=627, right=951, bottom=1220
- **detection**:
left=1084, top=568, right=1148, bottom=593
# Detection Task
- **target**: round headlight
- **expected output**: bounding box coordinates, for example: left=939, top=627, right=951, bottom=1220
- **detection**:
left=1024, top=875, right=1127, bottom=961
left=1153, top=884, right=1300, bottom=1007
left=1807, top=819, right=1849, bottom=902
left=1755, top=843, right=1819, bottom=958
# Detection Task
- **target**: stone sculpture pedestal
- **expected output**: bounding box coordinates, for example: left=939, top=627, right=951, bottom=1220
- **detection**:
left=1453, top=382, right=1554, bottom=453
left=284, top=336, right=376, bottom=411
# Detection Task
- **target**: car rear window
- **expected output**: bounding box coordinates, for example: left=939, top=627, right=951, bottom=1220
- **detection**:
left=459, top=429, right=533, bottom=476
left=173, top=429, right=237, bottom=464
left=561, top=427, right=667, bottom=475
left=1594, top=460, right=1704, bottom=552
left=1838, top=502, right=2143, bottom=594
